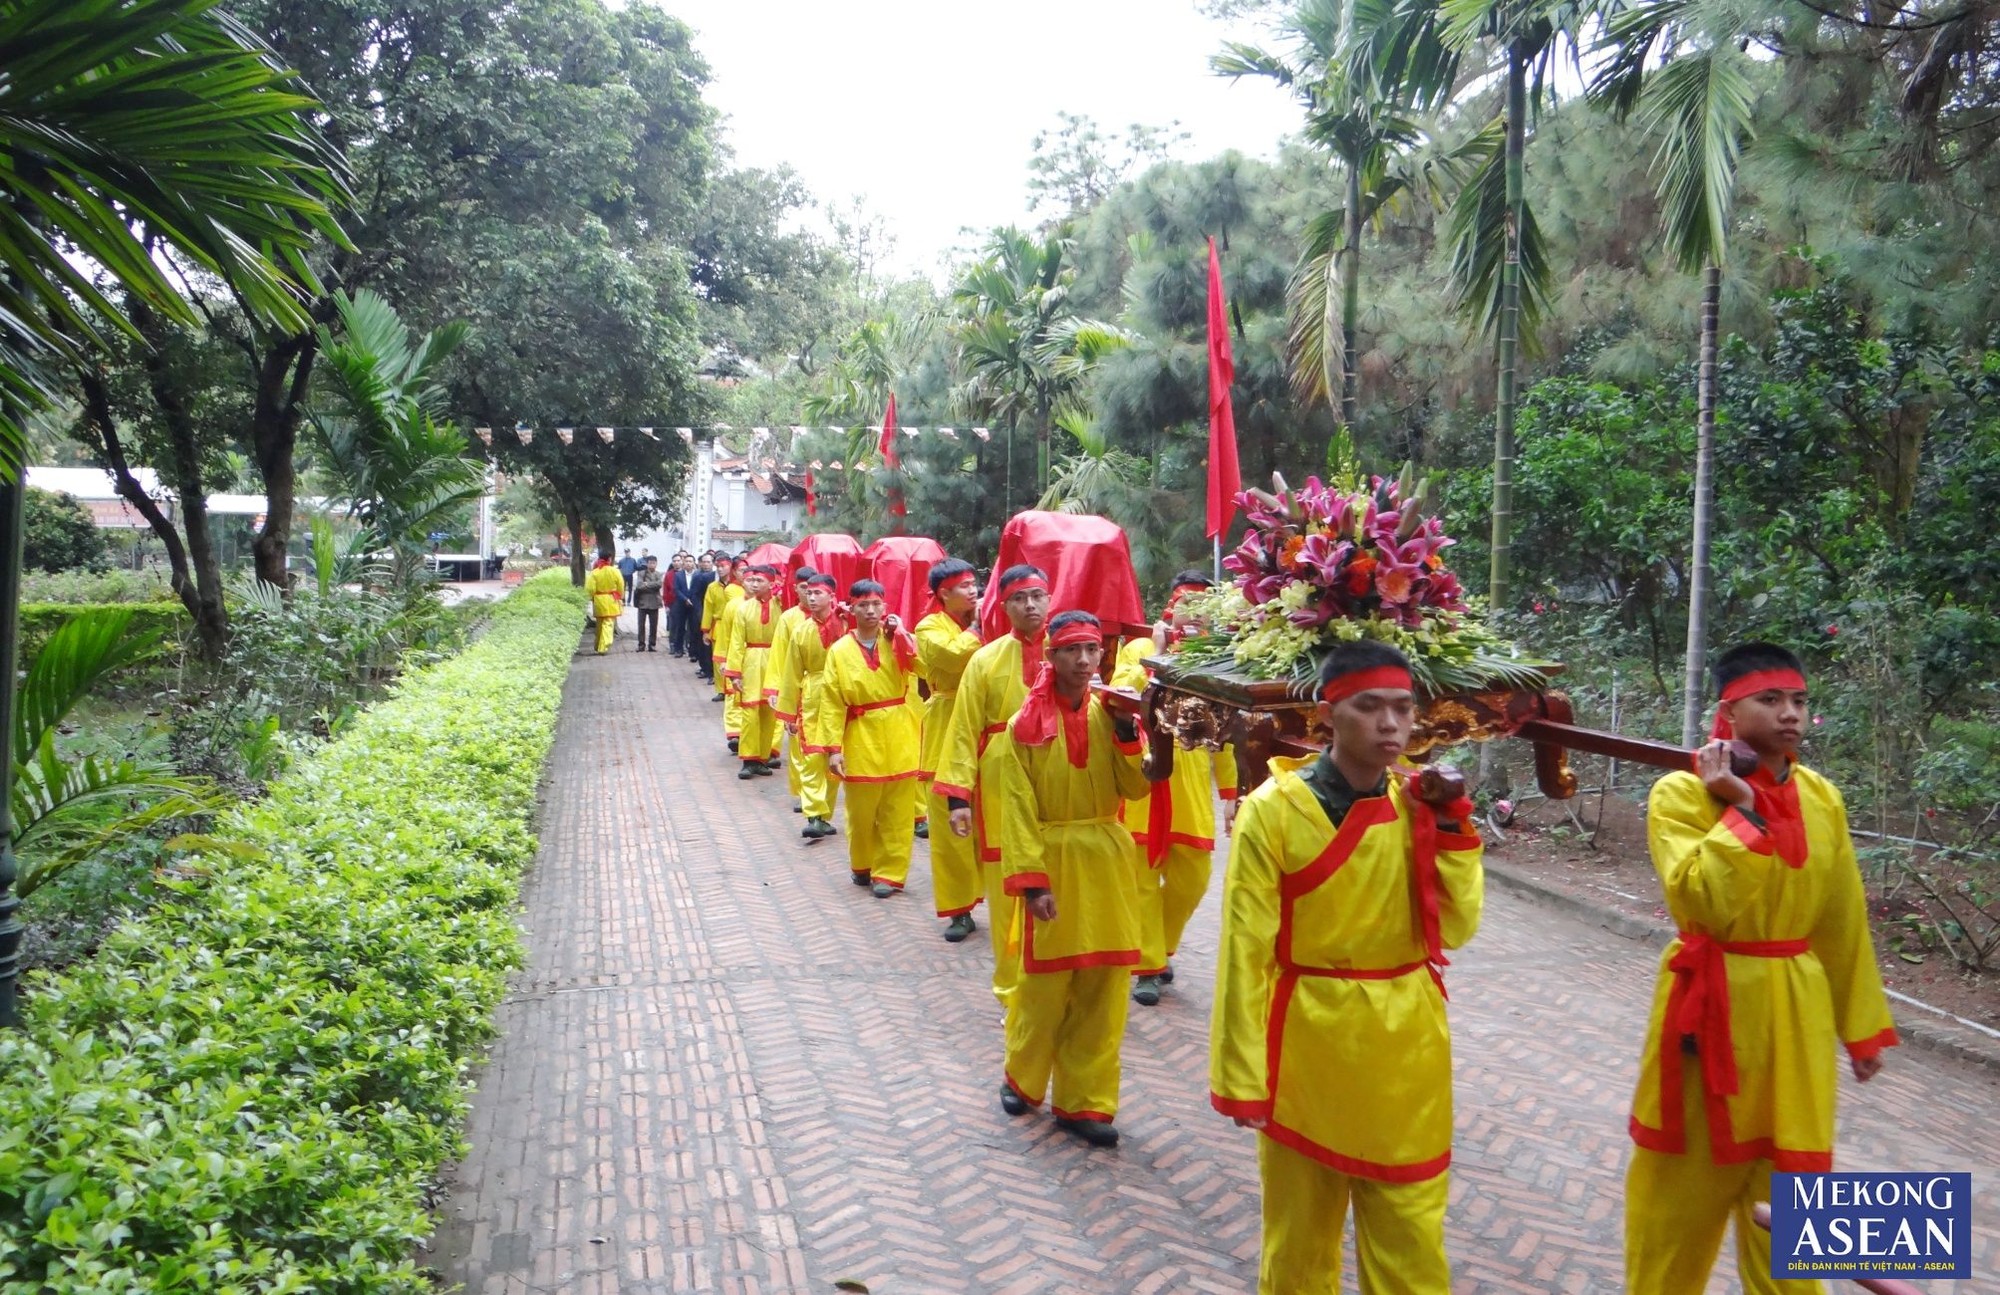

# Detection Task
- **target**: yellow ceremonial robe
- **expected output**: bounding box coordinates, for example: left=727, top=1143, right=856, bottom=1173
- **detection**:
left=767, top=606, right=810, bottom=795
left=585, top=564, right=625, bottom=653
left=705, top=582, right=745, bottom=736
left=1624, top=765, right=1898, bottom=1295
left=1111, top=636, right=1237, bottom=974
left=915, top=610, right=984, bottom=918
left=934, top=631, right=1045, bottom=1000
left=812, top=634, right=922, bottom=887
left=1210, top=754, right=1482, bottom=1295
left=990, top=696, right=1149, bottom=1120
left=723, top=594, right=782, bottom=761
left=778, top=612, right=842, bottom=822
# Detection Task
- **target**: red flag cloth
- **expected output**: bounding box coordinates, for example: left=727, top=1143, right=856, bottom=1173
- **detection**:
left=863, top=534, right=947, bottom=627
left=878, top=392, right=901, bottom=469
left=879, top=393, right=907, bottom=522
left=976, top=510, right=1144, bottom=644
left=805, top=469, right=817, bottom=517
left=1206, top=235, right=1241, bottom=541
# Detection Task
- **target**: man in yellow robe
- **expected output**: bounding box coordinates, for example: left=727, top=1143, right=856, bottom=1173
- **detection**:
left=935, top=565, right=1051, bottom=1005
left=812, top=579, right=923, bottom=897
left=779, top=572, right=846, bottom=840
left=766, top=567, right=818, bottom=808
left=722, top=563, right=784, bottom=779
left=584, top=555, right=624, bottom=654
left=914, top=558, right=984, bottom=941
left=702, top=555, right=745, bottom=749
left=1111, top=572, right=1237, bottom=1006
left=990, top=610, right=1149, bottom=1148
left=1624, top=642, right=1898, bottom=1295
left=1210, top=642, right=1484, bottom=1295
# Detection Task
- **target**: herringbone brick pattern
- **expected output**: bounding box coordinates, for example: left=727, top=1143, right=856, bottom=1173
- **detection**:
left=431, top=631, right=2000, bottom=1293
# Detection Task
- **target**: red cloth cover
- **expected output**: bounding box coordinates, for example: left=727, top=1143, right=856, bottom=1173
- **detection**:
left=976, top=510, right=1144, bottom=643
left=787, top=533, right=867, bottom=605
left=864, top=535, right=948, bottom=627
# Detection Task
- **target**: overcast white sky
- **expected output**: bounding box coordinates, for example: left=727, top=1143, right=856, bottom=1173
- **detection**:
left=658, top=0, right=1304, bottom=277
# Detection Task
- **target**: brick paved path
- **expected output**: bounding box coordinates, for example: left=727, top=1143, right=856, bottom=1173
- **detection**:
left=432, top=634, right=2000, bottom=1294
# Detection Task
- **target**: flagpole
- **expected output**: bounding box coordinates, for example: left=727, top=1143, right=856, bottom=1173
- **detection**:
left=1213, top=534, right=1221, bottom=584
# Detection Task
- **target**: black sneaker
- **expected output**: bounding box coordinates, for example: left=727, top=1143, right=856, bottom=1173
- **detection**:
left=850, top=870, right=872, bottom=887
left=752, top=762, right=775, bottom=776
left=943, top=914, right=977, bottom=943
left=1159, top=962, right=1176, bottom=985
left=914, top=819, right=930, bottom=840
left=871, top=881, right=896, bottom=898
left=999, top=1083, right=1029, bottom=1116
left=1132, top=975, right=1163, bottom=1007
left=727, top=738, right=739, bottom=754
left=1056, top=1117, right=1119, bottom=1148
left=737, top=766, right=757, bottom=780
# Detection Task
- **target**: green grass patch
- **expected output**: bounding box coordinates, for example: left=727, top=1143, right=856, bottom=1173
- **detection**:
left=0, top=570, right=585, bottom=1293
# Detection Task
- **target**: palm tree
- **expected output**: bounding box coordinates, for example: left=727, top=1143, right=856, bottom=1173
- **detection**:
left=0, top=0, right=349, bottom=1026
left=0, top=0, right=350, bottom=470
left=1214, top=0, right=1423, bottom=434
left=1350, top=0, right=1581, bottom=612
left=1591, top=0, right=1758, bottom=741
left=951, top=228, right=1129, bottom=503
left=309, top=290, right=485, bottom=588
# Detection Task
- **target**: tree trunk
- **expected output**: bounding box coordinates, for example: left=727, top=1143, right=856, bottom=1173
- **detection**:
left=79, top=367, right=230, bottom=661
left=594, top=522, right=616, bottom=561
left=1340, top=160, right=1363, bottom=434
left=1490, top=47, right=1528, bottom=614
left=1036, top=393, right=1052, bottom=497
left=249, top=332, right=315, bottom=591
left=565, top=506, right=586, bottom=585
left=1679, top=261, right=1723, bottom=746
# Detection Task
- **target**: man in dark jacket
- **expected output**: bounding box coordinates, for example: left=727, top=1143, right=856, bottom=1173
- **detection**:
left=687, top=553, right=717, bottom=678
left=669, top=552, right=700, bottom=658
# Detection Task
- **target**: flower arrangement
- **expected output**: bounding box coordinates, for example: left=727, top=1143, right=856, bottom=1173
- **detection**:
left=1172, top=465, right=1550, bottom=697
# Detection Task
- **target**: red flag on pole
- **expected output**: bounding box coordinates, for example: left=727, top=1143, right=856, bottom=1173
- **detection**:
left=877, top=392, right=901, bottom=470
left=1206, top=235, right=1241, bottom=541
left=878, top=392, right=907, bottom=524
left=805, top=469, right=817, bottom=517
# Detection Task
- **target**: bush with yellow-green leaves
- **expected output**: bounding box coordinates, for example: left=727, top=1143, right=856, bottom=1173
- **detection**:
left=0, top=570, right=584, bottom=1293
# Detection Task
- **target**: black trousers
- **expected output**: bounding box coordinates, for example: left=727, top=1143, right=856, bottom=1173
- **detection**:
left=667, top=601, right=693, bottom=655
left=636, top=608, right=659, bottom=648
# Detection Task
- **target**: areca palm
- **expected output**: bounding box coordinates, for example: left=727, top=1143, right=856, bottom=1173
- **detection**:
left=1591, top=0, right=1758, bottom=741
left=951, top=228, right=1128, bottom=503
left=1215, top=0, right=1424, bottom=434
left=1350, top=0, right=1583, bottom=611
left=0, top=0, right=350, bottom=473
left=309, top=290, right=483, bottom=587
left=0, top=0, right=348, bottom=1026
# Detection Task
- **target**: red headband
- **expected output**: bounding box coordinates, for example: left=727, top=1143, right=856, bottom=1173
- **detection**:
left=938, top=574, right=977, bottom=595
left=1000, top=574, right=1048, bottom=597
left=1720, top=668, right=1806, bottom=702
left=1048, top=620, right=1102, bottom=648
left=1319, top=665, right=1413, bottom=705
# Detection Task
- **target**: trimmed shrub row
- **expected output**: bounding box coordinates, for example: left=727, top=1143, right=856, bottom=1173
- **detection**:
left=0, top=570, right=586, bottom=1293
left=20, top=601, right=189, bottom=664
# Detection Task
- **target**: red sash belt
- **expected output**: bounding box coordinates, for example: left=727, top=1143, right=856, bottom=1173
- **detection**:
left=847, top=697, right=907, bottom=719
left=1281, top=957, right=1441, bottom=996
left=1668, top=933, right=1811, bottom=1097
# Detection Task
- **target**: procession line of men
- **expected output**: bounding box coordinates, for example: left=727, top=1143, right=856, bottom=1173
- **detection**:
left=614, top=546, right=1901, bottom=1295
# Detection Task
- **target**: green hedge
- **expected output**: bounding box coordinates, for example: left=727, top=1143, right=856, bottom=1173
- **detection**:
left=0, top=570, right=585, bottom=1294
left=19, top=601, right=189, bottom=664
